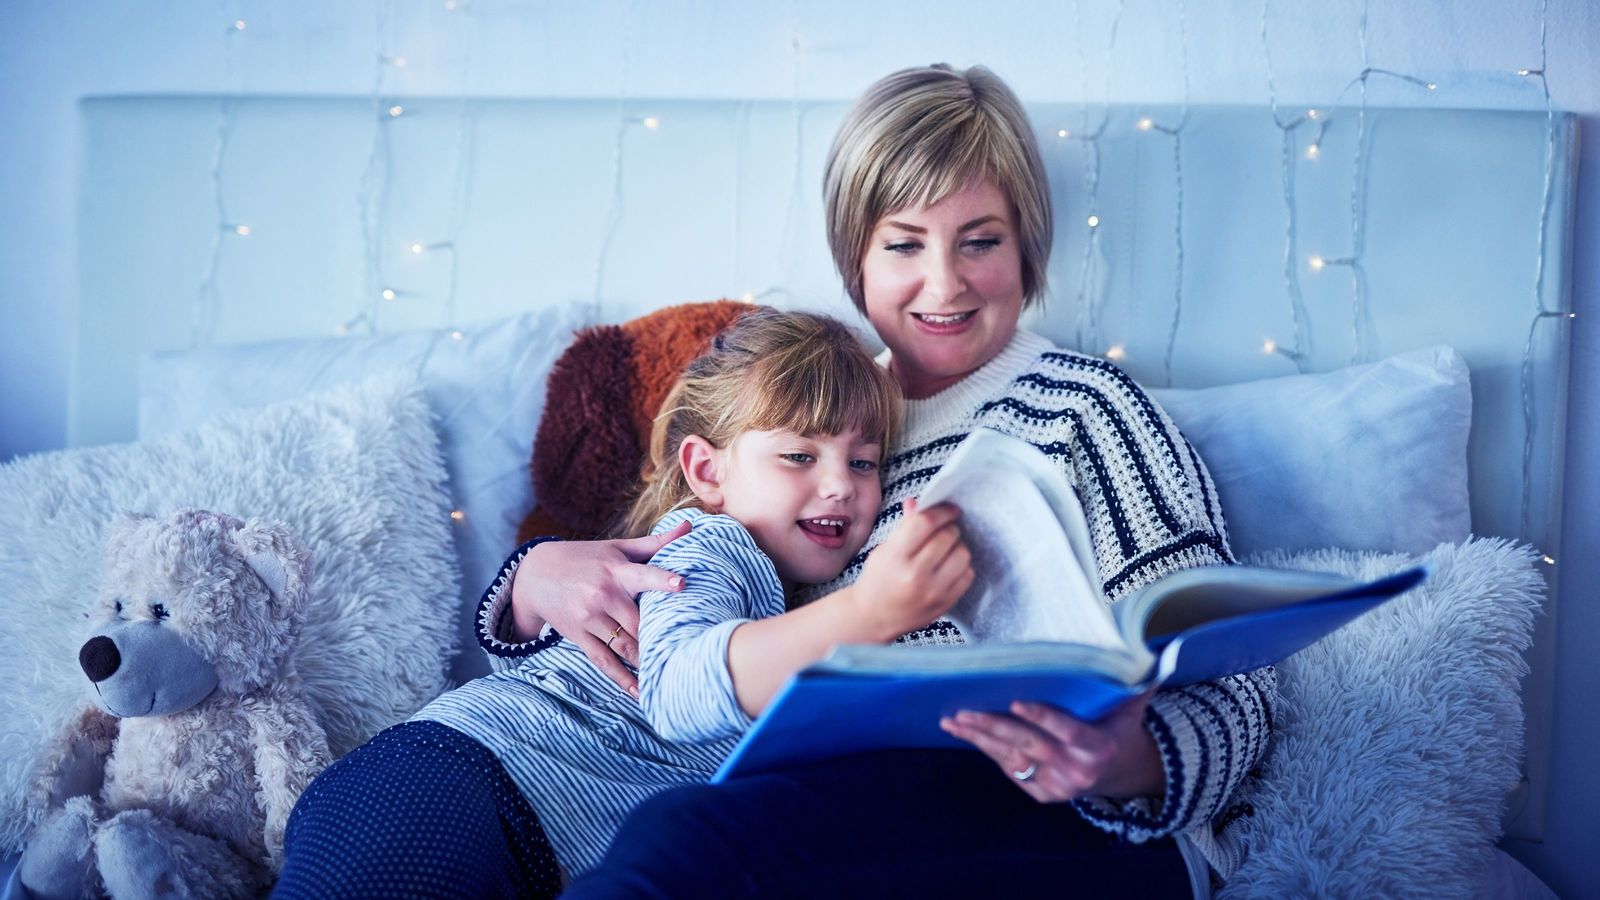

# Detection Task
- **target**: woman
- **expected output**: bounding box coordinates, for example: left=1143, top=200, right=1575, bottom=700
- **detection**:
left=522, top=64, right=1275, bottom=898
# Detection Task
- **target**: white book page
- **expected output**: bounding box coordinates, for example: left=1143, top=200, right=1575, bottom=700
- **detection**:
left=919, top=432, right=1123, bottom=649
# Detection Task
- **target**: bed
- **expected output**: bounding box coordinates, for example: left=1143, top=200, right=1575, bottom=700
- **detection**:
left=0, top=96, right=1576, bottom=896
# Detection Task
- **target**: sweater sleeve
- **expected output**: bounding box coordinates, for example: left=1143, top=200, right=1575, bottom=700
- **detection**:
left=1035, top=354, right=1276, bottom=841
left=475, top=537, right=564, bottom=673
left=634, top=521, right=785, bottom=743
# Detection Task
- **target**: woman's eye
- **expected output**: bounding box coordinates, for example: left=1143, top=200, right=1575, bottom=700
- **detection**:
left=963, top=237, right=1001, bottom=254
left=883, top=241, right=920, bottom=255
left=150, top=603, right=169, bottom=620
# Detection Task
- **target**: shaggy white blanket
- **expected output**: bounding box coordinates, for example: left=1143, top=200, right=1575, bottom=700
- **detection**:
left=1222, top=539, right=1543, bottom=899
left=0, top=375, right=460, bottom=853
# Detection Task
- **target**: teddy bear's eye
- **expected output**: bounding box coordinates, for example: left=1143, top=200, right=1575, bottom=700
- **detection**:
left=150, top=603, right=169, bottom=620
left=114, top=600, right=123, bottom=614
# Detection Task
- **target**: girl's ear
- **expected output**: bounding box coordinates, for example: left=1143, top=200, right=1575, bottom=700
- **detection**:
left=679, top=435, right=725, bottom=510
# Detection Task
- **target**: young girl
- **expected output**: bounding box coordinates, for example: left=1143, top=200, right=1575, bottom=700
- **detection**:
left=275, top=308, right=972, bottom=897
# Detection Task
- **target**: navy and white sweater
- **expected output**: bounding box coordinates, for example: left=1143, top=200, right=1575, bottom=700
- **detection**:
left=481, top=329, right=1275, bottom=880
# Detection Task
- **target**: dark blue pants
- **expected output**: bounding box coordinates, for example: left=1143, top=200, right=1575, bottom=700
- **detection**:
left=566, top=748, right=1193, bottom=899
left=274, top=720, right=561, bottom=899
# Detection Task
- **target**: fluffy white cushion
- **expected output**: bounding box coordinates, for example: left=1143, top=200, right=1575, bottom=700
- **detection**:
left=1151, top=346, right=1472, bottom=559
left=0, top=375, right=458, bottom=853
left=1222, top=538, right=1542, bottom=898
left=139, top=306, right=588, bottom=682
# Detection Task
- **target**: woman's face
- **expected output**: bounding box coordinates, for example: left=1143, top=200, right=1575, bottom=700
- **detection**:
left=860, top=179, right=1025, bottom=400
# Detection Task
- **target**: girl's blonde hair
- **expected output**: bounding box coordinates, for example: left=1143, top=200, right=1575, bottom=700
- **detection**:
left=823, top=63, right=1053, bottom=311
left=618, top=308, right=902, bottom=538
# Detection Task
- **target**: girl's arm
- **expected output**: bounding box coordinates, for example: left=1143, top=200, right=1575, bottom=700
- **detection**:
left=724, top=500, right=971, bottom=715
left=636, top=503, right=971, bottom=740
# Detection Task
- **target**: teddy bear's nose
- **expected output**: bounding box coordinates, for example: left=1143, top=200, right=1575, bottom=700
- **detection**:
left=79, top=635, right=121, bottom=683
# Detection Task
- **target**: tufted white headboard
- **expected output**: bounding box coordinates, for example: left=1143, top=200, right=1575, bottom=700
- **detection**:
left=75, top=96, right=1577, bottom=837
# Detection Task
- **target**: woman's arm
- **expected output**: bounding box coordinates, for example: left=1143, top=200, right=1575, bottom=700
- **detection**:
left=947, top=352, right=1275, bottom=834
left=475, top=521, right=691, bottom=684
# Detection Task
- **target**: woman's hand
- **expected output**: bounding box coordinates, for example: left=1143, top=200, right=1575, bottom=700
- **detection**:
left=938, top=694, right=1165, bottom=803
left=509, top=520, right=693, bottom=695
left=849, top=499, right=974, bottom=642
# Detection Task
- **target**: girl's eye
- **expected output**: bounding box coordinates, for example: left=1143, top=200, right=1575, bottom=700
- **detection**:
left=781, top=453, right=815, bottom=464
left=850, top=459, right=879, bottom=473
left=150, top=603, right=169, bottom=620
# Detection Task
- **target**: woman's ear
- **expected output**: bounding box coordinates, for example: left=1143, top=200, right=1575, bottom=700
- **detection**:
left=679, top=435, right=725, bottom=510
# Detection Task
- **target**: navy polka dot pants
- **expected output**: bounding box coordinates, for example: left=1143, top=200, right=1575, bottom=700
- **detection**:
left=274, top=720, right=562, bottom=899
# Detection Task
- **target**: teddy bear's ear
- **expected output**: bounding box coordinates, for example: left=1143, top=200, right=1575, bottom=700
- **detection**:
left=232, top=519, right=312, bottom=621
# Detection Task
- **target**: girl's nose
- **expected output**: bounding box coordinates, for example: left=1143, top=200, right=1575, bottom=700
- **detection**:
left=818, top=466, right=855, bottom=500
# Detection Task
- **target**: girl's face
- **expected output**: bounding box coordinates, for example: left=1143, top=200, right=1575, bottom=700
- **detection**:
left=709, top=427, right=883, bottom=589
left=860, top=179, right=1026, bottom=400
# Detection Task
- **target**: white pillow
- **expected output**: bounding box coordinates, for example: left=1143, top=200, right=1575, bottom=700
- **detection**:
left=1151, top=346, right=1472, bottom=558
left=0, top=375, right=458, bottom=854
left=1224, top=538, right=1541, bottom=897
left=140, top=305, right=589, bottom=682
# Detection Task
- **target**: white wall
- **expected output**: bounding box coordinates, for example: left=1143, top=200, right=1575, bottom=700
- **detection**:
left=2, top=2, right=1596, bottom=895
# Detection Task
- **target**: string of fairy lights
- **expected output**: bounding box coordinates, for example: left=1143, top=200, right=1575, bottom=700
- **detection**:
left=186, top=3, right=1573, bottom=556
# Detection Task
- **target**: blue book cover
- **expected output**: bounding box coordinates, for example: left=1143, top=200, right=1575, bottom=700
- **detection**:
left=712, top=431, right=1426, bottom=782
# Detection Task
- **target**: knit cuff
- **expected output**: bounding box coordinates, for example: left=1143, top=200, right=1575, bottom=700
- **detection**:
left=1071, top=696, right=1194, bottom=843
left=477, top=536, right=563, bottom=672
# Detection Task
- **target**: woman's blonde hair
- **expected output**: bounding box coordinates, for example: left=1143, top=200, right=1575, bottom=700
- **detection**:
left=617, top=308, right=902, bottom=538
left=823, top=63, right=1053, bottom=311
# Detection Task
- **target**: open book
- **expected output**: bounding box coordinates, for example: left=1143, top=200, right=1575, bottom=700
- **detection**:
left=712, top=429, right=1426, bottom=782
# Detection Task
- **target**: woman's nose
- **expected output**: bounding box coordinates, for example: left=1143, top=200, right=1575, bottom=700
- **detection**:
left=921, top=250, right=966, bottom=303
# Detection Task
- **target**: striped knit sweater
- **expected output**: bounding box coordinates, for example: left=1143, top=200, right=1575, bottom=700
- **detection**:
left=481, top=328, right=1275, bottom=881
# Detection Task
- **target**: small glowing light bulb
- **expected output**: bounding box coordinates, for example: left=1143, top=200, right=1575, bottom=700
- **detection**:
left=1136, top=117, right=1153, bottom=132
left=1308, top=254, right=1325, bottom=271
left=1305, top=144, right=1320, bottom=160
left=642, top=116, right=661, bottom=130
left=233, top=224, right=251, bottom=236
left=232, top=19, right=247, bottom=31
left=1518, top=69, right=1532, bottom=77
left=382, top=289, right=397, bottom=301
left=388, top=105, right=405, bottom=117
left=1542, top=555, right=1556, bottom=565
left=1105, top=344, right=1127, bottom=362
left=444, top=0, right=460, bottom=9
left=1307, top=108, right=1320, bottom=120
left=451, top=330, right=465, bottom=340
left=1569, top=312, right=1578, bottom=319
left=336, top=323, right=350, bottom=336
left=741, top=292, right=755, bottom=303
left=450, top=509, right=465, bottom=522
left=390, top=55, right=408, bottom=68
left=1086, top=215, right=1100, bottom=228
left=1057, top=129, right=1070, bottom=138
left=1262, top=338, right=1278, bottom=355
left=1426, top=82, right=1437, bottom=90
left=410, top=243, right=425, bottom=254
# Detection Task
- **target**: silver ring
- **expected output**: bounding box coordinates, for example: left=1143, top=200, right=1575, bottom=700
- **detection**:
left=1012, top=763, right=1037, bottom=783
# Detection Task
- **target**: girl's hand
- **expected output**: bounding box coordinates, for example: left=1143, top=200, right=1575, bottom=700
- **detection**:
left=851, top=499, right=974, bottom=641
left=509, top=520, right=693, bottom=695
left=938, top=694, right=1165, bottom=803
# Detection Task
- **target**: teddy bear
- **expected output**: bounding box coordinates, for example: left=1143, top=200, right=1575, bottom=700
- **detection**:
left=17, top=508, right=331, bottom=900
